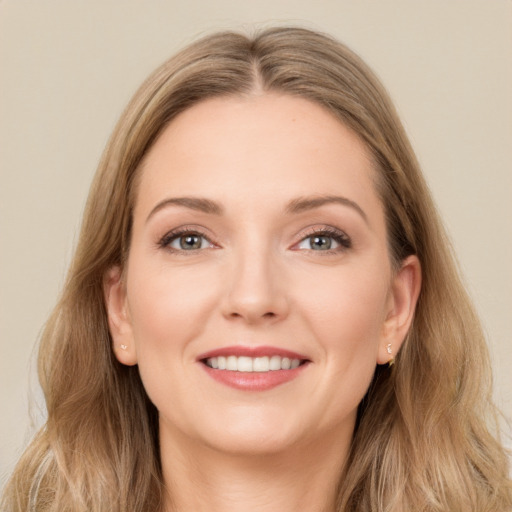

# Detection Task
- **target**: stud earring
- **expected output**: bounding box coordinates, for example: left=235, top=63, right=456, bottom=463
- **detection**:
left=386, top=343, right=395, bottom=367
left=120, top=344, right=128, bottom=350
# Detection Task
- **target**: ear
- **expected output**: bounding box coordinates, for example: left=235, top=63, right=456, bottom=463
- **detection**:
left=377, top=255, right=422, bottom=365
left=103, top=266, right=138, bottom=366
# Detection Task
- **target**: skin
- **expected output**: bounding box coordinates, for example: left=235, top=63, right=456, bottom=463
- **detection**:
left=105, top=93, right=421, bottom=512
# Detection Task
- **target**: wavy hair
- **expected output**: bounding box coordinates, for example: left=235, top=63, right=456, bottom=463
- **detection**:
left=2, top=27, right=511, bottom=512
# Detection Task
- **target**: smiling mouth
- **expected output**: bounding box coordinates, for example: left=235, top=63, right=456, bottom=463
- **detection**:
left=203, top=355, right=307, bottom=373
left=198, top=348, right=310, bottom=391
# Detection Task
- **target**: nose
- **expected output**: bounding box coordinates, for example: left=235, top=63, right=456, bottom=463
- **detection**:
left=221, top=247, right=290, bottom=325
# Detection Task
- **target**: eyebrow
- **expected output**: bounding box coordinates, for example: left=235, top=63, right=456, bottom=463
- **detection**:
left=146, top=197, right=224, bottom=223
left=285, top=195, right=368, bottom=223
left=146, top=194, right=368, bottom=224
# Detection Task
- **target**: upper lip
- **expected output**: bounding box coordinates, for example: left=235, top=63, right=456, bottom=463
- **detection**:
left=197, top=345, right=310, bottom=361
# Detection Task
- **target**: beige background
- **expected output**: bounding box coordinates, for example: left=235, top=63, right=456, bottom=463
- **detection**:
left=1, top=0, right=511, bottom=481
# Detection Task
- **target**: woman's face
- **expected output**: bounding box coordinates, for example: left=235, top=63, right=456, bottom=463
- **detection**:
left=106, top=93, right=418, bottom=456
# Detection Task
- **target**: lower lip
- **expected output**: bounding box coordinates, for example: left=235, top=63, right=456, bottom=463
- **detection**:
left=200, top=363, right=309, bottom=391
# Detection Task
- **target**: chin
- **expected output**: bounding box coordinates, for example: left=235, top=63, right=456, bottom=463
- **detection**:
left=164, top=400, right=357, bottom=460
left=159, top=403, right=317, bottom=458
left=202, top=424, right=305, bottom=457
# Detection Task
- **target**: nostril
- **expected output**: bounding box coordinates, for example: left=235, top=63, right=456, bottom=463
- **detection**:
left=227, top=310, right=279, bottom=323
left=222, top=290, right=289, bottom=323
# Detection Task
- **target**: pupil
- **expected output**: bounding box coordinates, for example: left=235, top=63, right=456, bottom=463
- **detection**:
left=312, top=236, right=331, bottom=250
left=180, top=235, right=201, bottom=250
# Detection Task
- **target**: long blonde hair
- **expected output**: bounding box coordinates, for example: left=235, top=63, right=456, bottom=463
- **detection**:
left=2, top=27, right=511, bottom=512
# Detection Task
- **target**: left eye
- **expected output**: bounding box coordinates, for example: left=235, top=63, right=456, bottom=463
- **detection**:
left=168, top=233, right=212, bottom=251
left=296, top=230, right=351, bottom=251
left=297, top=235, right=339, bottom=251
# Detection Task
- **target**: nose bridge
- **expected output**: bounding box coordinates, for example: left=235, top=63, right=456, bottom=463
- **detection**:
left=222, top=233, right=288, bottom=323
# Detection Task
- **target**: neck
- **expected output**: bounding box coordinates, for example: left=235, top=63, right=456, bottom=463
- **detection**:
left=159, top=425, right=352, bottom=512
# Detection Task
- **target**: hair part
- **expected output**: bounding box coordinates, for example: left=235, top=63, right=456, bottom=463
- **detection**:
left=3, top=26, right=511, bottom=512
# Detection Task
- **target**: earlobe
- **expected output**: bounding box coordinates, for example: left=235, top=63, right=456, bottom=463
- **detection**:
left=377, top=255, right=422, bottom=365
left=103, top=266, right=138, bottom=366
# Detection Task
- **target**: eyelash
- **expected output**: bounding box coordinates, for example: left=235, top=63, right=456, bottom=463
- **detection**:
left=157, top=226, right=352, bottom=253
left=158, top=226, right=216, bottom=253
left=295, top=226, right=352, bottom=253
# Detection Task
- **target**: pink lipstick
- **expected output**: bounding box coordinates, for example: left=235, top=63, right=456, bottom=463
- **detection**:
left=197, top=346, right=310, bottom=391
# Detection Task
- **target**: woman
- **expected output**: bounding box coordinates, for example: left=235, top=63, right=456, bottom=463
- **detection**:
left=2, top=27, right=511, bottom=512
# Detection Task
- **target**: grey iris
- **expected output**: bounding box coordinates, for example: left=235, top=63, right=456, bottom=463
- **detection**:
left=311, top=236, right=332, bottom=250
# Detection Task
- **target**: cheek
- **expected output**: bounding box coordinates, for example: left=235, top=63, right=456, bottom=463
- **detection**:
left=298, top=263, right=390, bottom=355
left=287, top=263, right=390, bottom=432
left=124, top=262, right=219, bottom=413
left=125, top=259, right=220, bottom=358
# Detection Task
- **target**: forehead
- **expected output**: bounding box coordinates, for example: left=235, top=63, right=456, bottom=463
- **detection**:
left=134, top=93, right=381, bottom=221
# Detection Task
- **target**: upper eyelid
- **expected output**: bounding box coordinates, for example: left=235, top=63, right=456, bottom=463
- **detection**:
left=292, top=226, right=352, bottom=250
left=158, top=225, right=216, bottom=246
left=296, top=225, right=350, bottom=240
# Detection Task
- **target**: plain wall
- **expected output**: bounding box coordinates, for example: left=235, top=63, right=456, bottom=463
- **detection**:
left=1, top=0, right=511, bottom=481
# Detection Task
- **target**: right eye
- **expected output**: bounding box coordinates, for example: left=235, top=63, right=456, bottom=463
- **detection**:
left=160, top=230, right=214, bottom=252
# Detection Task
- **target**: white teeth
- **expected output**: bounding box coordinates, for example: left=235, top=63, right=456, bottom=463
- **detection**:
left=253, top=356, right=269, bottom=372
left=237, top=356, right=253, bottom=372
left=269, top=355, right=281, bottom=370
left=205, top=355, right=303, bottom=372
left=226, top=356, right=237, bottom=371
